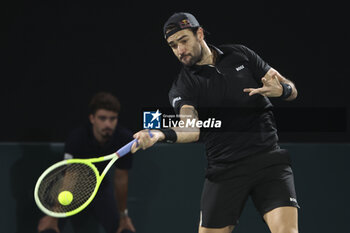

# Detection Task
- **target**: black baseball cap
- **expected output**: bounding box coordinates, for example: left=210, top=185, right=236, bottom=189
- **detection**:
left=163, top=12, right=200, bottom=39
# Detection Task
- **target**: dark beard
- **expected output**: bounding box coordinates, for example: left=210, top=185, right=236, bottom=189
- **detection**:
left=184, top=52, right=203, bottom=67
left=101, top=128, right=113, bottom=139
left=183, top=43, right=203, bottom=67
left=102, top=133, right=112, bottom=139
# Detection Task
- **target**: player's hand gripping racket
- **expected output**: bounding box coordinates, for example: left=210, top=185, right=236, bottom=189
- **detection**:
left=34, top=132, right=151, bottom=218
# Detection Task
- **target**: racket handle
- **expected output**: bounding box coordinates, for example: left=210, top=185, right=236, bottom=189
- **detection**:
left=116, top=130, right=153, bottom=157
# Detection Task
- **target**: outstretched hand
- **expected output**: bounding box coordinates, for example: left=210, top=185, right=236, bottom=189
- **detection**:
left=243, top=74, right=283, bottom=97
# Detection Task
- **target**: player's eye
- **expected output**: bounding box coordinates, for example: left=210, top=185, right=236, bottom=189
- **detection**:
left=98, top=116, right=107, bottom=121
left=109, top=116, right=118, bottom=121
left=170, top=44, right=177, bottom=49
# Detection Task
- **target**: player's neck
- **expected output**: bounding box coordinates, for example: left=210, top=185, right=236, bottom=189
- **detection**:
left=196, top=42, right=215, bottom=66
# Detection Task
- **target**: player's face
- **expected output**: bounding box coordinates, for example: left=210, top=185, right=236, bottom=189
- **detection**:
left=89, top=109, right=118, bottom=139
left=167, top=29, right=203, bottom=66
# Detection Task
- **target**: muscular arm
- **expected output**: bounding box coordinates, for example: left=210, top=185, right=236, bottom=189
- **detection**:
left=170, top=104, right=200, bottom=143
left=114, top=168, right=136, bottom=233
left=114, top=168, right=128, bottom=213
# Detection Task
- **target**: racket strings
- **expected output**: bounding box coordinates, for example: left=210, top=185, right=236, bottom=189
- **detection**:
left=37, top=163, right=97, bottom=213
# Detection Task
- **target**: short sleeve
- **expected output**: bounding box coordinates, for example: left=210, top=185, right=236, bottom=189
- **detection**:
left=238, top=45, right=271, bottom=81
left=168, top=70, right=199, bottom=114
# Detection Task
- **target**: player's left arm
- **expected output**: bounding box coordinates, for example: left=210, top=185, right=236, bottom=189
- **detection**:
left=114, top=169, right=136, bottom=233
left=244, top=68, right=298, bottom=101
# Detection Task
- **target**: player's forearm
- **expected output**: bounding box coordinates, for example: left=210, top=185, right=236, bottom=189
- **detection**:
left=176, top=104, right=200, bottom=142
left=153, top=105, right=200, bottom=143
left=114, top=169, right=129, bottom=212
left=174, top=127, right=200, bottom=142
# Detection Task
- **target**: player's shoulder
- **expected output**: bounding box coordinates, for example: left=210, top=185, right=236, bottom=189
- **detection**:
left=218, top=43, right=252, bottom=55
left=218, top=44, right=263, bottom=63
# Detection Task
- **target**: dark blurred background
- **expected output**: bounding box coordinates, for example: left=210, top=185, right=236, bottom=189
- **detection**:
left=2, top=1, right=349, bottom=142
left=1, top=2, right=350, bottom=233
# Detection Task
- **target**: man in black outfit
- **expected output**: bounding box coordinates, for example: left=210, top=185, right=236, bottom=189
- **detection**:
left=132, top=12, right=299, bottom=233
left=37, top=92, right=135, bottom=233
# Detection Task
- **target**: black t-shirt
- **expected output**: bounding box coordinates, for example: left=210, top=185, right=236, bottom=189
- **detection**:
left=64, top=122, right=133, bottom=174
left=169, top=44, right=282, bottom=176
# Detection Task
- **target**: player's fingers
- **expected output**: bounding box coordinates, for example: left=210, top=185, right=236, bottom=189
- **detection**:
left=273, top=75, right=280, bottom=84
left=133, top=132, right=141, bottom=140
left=133, top=130, right=157, bottom=151
left=132, top=131, right=147, bottom=152
left=139, top=130, right=153, bottom=150
left=145, top=129, right=158, bottom=146
left=130, top=141, right=140, bottom=153
left=143, top=131, right=152, bottom=149
left=133, top=131, right=145, bottom=148
left=243, top=88, right=254, bottom=93
left=150, top=135, right=158, bottom=145
left=248, top=87, right=266, bottom=96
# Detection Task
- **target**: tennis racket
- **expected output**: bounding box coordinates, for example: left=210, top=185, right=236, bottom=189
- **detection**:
left=34, top=134, right=144, bottom=218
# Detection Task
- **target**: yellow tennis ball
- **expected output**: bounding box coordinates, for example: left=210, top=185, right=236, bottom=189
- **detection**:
left=58, top=191, right=73, bottom=206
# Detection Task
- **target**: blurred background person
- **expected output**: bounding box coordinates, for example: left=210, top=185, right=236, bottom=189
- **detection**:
left=37, top=92, right=135, bottom=233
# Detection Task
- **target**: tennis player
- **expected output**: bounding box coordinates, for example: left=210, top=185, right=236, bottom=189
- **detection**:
left=37, top=92, right=135, bottom=233
left=132, top=12, right=299, bottom=233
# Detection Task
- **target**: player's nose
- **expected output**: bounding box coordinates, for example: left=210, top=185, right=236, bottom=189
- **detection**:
left=177, top=44, right=186, bottom=54
left=105, top=120, right=113, bottom=128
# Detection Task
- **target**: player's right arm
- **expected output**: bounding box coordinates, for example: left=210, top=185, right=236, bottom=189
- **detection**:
left=172, top=104, right=200, bottom=142
left=131, top=104, right=200, bottom=153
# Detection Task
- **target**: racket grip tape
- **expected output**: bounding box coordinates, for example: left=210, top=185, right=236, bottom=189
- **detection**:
left=116, top=130, right=153, bottom=157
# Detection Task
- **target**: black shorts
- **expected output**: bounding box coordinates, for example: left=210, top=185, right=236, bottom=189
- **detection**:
left=200, top=149, right=300, bottom=228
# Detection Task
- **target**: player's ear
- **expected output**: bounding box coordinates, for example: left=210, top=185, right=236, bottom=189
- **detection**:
left=89, top=114, right=95, bottom=124
left=197, top=27, right=204, bottom=41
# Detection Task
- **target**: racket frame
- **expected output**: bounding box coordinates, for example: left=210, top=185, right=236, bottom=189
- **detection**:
left=34, top=152, right=119, bottom=217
